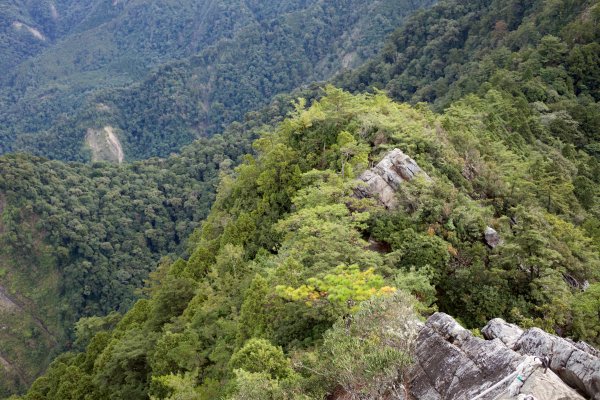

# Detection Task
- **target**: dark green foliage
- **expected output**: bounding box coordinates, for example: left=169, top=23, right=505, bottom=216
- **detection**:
left=0, top=132, right=250, bottom=314
left=91, top=329, right=158, bottom=400
left=0, top=129, right=252, bottom=395
left=0, top=0, right=434, bottom=161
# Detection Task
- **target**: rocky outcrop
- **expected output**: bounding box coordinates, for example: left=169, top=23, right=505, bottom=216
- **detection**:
left=0, top=285, right=19, bottom=312
left=484, top=319, right=600, bottom=400
left=484, top=226, right=502, bottom=248
left=481, top=318, right=524, bottom=349
left=407, top=313, right=588, bottom=400
left=355, top=148, right=429, bottom=209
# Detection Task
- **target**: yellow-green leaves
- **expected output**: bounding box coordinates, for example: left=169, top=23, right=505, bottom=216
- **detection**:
left=276, top=264, right=395, bottom=313
left=335, top=130, right=369, bottom=179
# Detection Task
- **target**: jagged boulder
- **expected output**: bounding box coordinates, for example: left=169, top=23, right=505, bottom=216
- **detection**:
left=484, top=226, right=502, bottom=248
left=355, top=148, right=429, bottom=208
left=482, top=318, right=524, bottom=349
left=484, top=319, right=600, bottom=400
left=407, top=313, right=586, bottom=400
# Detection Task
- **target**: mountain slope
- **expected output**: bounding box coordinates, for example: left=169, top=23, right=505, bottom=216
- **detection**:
left=1, top=0, right=60, bottom=72
left=0, top=126, right=254, bottom=396
left=0, top=0, right=434, bottom=161
left=17, top=86, right=599, bottom=400
left=0, top=0, right=133, bottom=74
left=3, top=0, right=600, bottom=397
left=337, top=0, right=600, bottom=149
left=0, top=85, right=306, bottom=396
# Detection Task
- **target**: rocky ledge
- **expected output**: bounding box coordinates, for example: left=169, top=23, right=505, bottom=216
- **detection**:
left=355, top=148, right=429, bottom=209
left=407, top=313, right=599, bottom=400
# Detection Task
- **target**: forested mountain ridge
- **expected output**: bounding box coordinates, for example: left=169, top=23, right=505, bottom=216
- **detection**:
left=17, top=86, right=599, bottom=399
left=1, top=0, right=599, bottom=398
left=338, top=0, right=600, bottom=152
left=0, top=0, right=434, bottom=161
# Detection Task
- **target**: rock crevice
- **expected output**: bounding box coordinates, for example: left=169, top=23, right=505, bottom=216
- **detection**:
left=407, top=313, right=590, bottom=400
left=484, top=319, right=600, bottom=400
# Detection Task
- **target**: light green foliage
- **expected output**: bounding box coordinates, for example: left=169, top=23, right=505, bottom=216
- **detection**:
left=276, top=265, right=395, bottom=315
left=236, top=275, right=271, bottom=346
left=228, top=369, right=311, bottom=400
left=334, top=131, right=370, bottom=179
left=273, top=168, right=381, bottom=275
left=229, top=339, right=292, bottom=380
left=150, top=331, right=201, bottom=377
left=572, top=283, right=600, bottom=346
left=74, top=312, right=121, bottom=350
left=150, top=372, right=200, bottom=400
left=275, top=203, right=380, bottom=274
left=313, top=293, right=419, bottom=399
left=394, top=267, right=437, bottom=312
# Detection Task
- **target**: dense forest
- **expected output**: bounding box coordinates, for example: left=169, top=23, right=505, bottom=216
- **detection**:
left=0, top=0, right=599, bottom=398
left=0, top=0, right=433, bottom=161
left=17, top=85, right=599, bottom=399
left=0, top=84, right=317, bottom=396
left=0, top=125, right=254, bottom=396
left=338, top=0, right=600, bottom=152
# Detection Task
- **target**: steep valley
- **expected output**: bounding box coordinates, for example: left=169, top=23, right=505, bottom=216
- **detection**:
left=0, top=0, right=435, bottom=162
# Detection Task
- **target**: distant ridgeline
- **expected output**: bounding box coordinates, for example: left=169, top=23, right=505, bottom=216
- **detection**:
left=0, top=0, right=434, bottom=162
left=337, top=0, right=600, bottom=154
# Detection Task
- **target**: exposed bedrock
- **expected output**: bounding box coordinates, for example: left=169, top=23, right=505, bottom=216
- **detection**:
left=405, top=313, right=593, bottom=400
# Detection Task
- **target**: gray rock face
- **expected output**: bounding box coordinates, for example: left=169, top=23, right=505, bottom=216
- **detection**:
left=408, top=313, right=587, bottom=400
left=484, top=226, right=502, bottom=248
left=484, top=321, right=600, bottom=400
left=355, top=148, right=428, bottom=209
left=482, top=318, right=524, bottom=349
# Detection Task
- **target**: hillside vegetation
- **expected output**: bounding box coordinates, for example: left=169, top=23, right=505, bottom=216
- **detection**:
left=2, top=0, right=600, bottom=398
left=338, top=0, right=600, bottom=152
left=0, top=0, right=433, bottom=161
left=18, top=86, right=600, bottom=399
left=0, top=126, right=254, bottom=396
left=0, top=86, right=311, bottom=396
